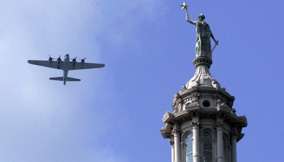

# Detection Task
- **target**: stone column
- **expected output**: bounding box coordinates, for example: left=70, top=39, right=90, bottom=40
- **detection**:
left=173, top=124, right=181, bottom=162
left=231, top=132, right=237, bottom=162
left=180, top=140, right=187, bottom=162
left=212, top=137, right=217, bottom=161
left=170, top=140, right=175, bottom=162
left=192, top=122, right=200, bottom=162
left=216, top=124, right=224, bottom=162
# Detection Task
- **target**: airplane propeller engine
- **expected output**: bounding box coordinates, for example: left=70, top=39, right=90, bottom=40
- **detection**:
left=80, top=58, right=86, bottom=65
left=48, top=55, right=54, bottom=63
left=57, top=55, right=61, bottom=69
left=72, top=57, right=77, bottom=63
left=57, top=55, right=62, bottom=62
left=72, top=57, right=77, bottom=69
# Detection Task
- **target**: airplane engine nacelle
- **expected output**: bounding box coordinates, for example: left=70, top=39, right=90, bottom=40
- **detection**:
left=81, top=58, right=86, bottom=65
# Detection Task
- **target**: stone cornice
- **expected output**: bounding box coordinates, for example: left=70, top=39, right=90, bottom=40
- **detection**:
left=180, top=87, right=235, bottom=105
left=162, top=111, right=175, bottom=123
left=237, top=133, right=245, bottom=142
left=161, top=112, right=247, bottom=140
left=162, top=108, right=247, bottom=128
left=160, top=123, right=173, bottom=139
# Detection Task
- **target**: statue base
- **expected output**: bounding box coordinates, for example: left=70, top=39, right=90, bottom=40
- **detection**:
left=193, top=57, right=212, bottom=69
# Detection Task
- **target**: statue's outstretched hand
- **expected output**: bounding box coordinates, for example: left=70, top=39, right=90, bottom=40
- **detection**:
left=181, top=2, right=188, bottom=10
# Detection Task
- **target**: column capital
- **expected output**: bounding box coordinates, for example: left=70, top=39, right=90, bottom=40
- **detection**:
left=173, top=123, right=180, bottom=129
left=172, top=128, right=180, bottom=133
left=231, top=130, right=238, bottom=137
left=180, top=141, right=186, bottom=147
left=216, top=122, right=223, bottom=127
left=216, top=118, right=224, bottom=128
left=170, top=138, right=174, bottom=146
left=192, top=121, right=199, bottom=127
left=172, top=128, right=180, bottom=135
left=172, top=123, right=180, bottom=134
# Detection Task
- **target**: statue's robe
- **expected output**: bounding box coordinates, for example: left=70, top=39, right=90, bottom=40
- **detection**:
left=195, top=21, right=212, bottom=59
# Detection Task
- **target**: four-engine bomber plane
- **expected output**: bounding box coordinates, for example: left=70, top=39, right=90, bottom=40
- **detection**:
left=28, top=54, right=105, bottom=85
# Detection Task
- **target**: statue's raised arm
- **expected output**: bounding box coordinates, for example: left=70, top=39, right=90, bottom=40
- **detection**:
left=181, top=3, right=195, bottom=25
left=185, top=8, right=196, bottom=25
left=181, top=2, right=219, bottom=60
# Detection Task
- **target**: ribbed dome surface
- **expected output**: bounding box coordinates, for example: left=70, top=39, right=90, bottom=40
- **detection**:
left=185, top=57, right=221, bottom=90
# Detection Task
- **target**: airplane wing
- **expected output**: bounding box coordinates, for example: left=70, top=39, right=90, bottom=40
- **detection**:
left=28, top=60, right=63, bottom=69
left=68, top=62, right=105, bottom=70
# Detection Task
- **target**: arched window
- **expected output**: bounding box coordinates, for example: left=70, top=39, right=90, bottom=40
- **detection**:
left=186, top=134, right=193, bottom=162
left=203, top=131, right=212, bottom=162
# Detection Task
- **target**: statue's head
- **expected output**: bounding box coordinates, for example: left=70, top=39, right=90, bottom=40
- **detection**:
left=198, top=14, right=205, bottom=21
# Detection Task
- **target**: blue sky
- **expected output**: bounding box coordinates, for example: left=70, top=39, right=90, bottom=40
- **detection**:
left=0, top=0, right=283, bottom=162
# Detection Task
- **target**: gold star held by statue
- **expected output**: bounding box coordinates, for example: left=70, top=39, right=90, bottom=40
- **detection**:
left=181, top=2, right=188, bottom=9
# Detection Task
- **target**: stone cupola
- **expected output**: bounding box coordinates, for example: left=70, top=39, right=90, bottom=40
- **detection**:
left=160, top=56, right=247, bottom=162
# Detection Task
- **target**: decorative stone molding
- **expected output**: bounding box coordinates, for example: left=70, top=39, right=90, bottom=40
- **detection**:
left=216, top=118, right=224, bottom=128
left=200, top=94, right=214, bottom=99
left=231, top=132, right=238, bottom=139
left=172, top=93, right=182, bottom=112
left=181, top=130, right=193, bottom=142
left=200, top=126, right=214, bottom=132
left=180, top=141, right=186, bottom=147
left=170, top=137, right=174, bottom=146
left=216, top=98, right=231, bottom=112
left=181, top=127, right=192, bottom=134
left=216, top=123, right=223, bottom=129
left=172, top=127, right=180, bottom=135
left=192, top=122, right=200, bottom=127
left=162, top=111, right=175, bottom=123
left=193, top=56, right=212, bottom=68
left=174, top=110, right=190, bottom=120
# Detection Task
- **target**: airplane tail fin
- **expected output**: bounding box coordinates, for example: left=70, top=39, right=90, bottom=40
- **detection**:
left=66, top=77, right=81, bottom=81
left=49, top=77, right=64, bottom=81
left=49, top=77, right=81, bottom=81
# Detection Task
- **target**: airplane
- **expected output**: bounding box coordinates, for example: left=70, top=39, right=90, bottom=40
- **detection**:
left=28, top=54, right=105, bottom=85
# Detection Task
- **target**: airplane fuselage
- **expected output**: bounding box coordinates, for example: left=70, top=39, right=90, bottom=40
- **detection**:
left=62, top=54, right=70, bottom=85
left=64, top=54, right=70, bottom=64
left=63, top=70, right=68, bottom=85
